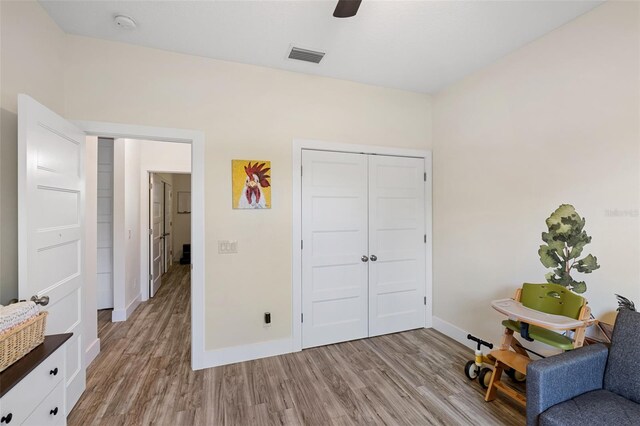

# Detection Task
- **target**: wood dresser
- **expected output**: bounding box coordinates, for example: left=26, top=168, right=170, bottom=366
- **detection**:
left=0, top=334, right=72, bottom=425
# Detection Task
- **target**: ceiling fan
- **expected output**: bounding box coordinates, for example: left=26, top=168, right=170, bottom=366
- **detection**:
left=333, top=0, right=362, bottom=18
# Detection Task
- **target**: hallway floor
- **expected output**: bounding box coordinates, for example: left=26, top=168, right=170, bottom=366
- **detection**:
left=69, top=265, right=524, bottom=425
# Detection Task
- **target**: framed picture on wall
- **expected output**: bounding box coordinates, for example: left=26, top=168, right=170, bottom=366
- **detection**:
left=177, top=191, right=191, bottom=214
left=232, top=160, right=271, bottom=209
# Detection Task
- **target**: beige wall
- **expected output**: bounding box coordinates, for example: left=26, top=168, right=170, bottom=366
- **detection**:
left=0, top=1, right=66, bottom=115
left=9, top=0, right=633, bottom=359
left=0, top=0, right=431, bottom=352
left=0, top=1, right=66, bottom=304
left=0, top=1, right=100, bottom=359
left=432, top=1, right=640, bottom=344
left=62, top=36, right=432, bottom=349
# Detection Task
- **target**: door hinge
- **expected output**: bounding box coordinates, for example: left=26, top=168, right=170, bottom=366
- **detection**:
left=424, top=234, right=427, bottom=243
left=424, top=296, right=427, bottom=305
left=424, top=172, right=427, bottom=182
left=301, top=240, right=304, bottom=250
left=301, top=313, right=304, bottom=323
left=150, top=182, right=153, bottom=189
left=149, top=229, right=153, bottom=236
left=149, top=274, right=153, bottom=281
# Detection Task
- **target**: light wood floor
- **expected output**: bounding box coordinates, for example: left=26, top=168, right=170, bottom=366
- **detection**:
left=70, top=265, right=525, bottom=425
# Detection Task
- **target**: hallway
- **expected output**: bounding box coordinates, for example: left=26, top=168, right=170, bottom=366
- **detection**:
left=70, top=265, right=197, bottom=425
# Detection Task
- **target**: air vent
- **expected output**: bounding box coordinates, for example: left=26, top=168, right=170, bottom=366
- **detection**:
left=288, top=47, right=325, bottom=64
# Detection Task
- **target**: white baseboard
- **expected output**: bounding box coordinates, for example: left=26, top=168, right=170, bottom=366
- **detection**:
left=198, top=337, right=293, bottom=369
left=432, top=316, right=477, bottom=351
left=112, top=293, right=141, bottom=322
left=111, top=309, right=126, bottom=322
left=197, top=319, right=463, bottom=370
left=432, top=316, right=562, bottom=359
left=85, top=338, right=101, bottom=366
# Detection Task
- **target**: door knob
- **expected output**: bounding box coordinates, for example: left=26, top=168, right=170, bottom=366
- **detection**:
left=361, top=255, right=369, bottom=262
left=370, top=255, right=377, bottom=262
left=30, top=295, right=50, bottom=306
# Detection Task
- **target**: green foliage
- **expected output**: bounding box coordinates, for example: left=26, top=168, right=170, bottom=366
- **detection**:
left=538, top=204, right=600, bottom=294
left=615, top=294, right=636, bottom=312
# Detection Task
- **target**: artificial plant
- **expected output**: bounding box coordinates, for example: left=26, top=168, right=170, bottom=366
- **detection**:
left=615, top=294, right=636, bottom=312
left=538, top=204, right=600, bottom=293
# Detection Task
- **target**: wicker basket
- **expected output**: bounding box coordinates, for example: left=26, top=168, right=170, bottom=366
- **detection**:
left=0, top=311, right=48, bottom=372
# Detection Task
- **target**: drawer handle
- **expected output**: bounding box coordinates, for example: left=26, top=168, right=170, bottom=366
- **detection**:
left=50, top=367, right=58, bottom=376
left=1, top=413, right=12, bottom=424
left=50, top=407, right=58, bottom=416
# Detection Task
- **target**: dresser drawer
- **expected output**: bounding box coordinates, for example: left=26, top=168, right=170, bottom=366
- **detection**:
left=0, top=345, right=64, bottom=425
left=22, top=381, right=65, bottom=426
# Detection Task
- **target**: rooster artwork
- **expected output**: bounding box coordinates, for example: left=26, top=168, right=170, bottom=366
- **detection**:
left=232, top=160, right=272, bottom=209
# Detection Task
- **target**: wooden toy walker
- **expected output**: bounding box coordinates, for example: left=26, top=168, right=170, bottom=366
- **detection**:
left=485, top=283, right=596, bottom=406
left=464, top=334, right=495, bottom=389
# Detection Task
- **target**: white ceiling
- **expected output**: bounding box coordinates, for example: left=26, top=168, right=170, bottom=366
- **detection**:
left=40, top=0, right=603, bottom=93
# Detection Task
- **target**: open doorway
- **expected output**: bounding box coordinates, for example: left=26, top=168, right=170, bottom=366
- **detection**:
left=17, top=96, right=206, bottom=379
left=79, top=120, right=206, bottom=371
left=94, top=138, right=191, bottom=327
left=149, top=172, right=191, bottom=298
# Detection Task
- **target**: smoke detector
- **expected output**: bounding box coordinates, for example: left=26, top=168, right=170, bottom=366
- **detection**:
left=114, top=15, right=137, bottom=30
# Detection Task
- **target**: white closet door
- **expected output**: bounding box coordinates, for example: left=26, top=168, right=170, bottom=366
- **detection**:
left=149, top=174, right=164, bottom=297
left=301, top=150, right=368, bottom=349
left=164, top=183, right=173, bottom=272
left=368, top=155, right=426, bottom=337
left=96, top=138, right=114, bottom=309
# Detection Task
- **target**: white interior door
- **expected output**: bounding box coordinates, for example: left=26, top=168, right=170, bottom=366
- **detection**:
left=96, top=138, right=114, bottom=309
left=301, top=150, right=369, bottom=349
left=368, top=155, right=426, bottom=336
left=149, top=174, right=164, bottom=297
left=18, top=94, right=86, bottom=413
left=164, top=182, right=173, bottom=272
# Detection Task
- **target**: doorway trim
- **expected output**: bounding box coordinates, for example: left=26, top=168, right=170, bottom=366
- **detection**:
left=291, top=139, right=433, bottom=352
left=74, top=120, right=207, bottom=370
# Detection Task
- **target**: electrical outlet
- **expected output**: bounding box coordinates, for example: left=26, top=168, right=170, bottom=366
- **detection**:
left=218, top=240, right=238, bottom=254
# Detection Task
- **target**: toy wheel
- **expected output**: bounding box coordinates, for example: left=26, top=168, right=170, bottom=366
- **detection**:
left=506, top=368, right=527, bottom=383
left=464, top=361, right=479, bottom=380
left=479, top=368, right=493, bottom=389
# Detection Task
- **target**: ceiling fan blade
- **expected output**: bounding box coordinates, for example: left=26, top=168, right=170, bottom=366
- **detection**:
left=333, top=0, right=362, bottom=18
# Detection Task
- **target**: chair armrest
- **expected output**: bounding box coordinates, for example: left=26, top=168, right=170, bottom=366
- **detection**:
left=526, top=344, right=608, bottom=426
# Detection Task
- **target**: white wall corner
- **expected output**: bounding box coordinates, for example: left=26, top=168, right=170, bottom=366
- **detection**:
left=197, top=337, right=293, bottom=369
left=431, top=316, right=477, bottom=351
left=112, top=293, right=141, bottom=322
left=85, top=338, right=101, bottom=367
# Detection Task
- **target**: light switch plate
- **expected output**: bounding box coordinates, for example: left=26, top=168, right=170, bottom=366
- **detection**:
left=218, top=240, right=238, bottom=254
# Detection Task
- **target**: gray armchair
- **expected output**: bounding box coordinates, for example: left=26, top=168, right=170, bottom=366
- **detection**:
left=526, top=309, right=640, bottom=426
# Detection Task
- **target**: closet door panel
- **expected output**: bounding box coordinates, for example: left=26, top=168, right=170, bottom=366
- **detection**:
left=301, top=150, right=369, bottom=348
left=368, top=155, right=426, bottom=336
